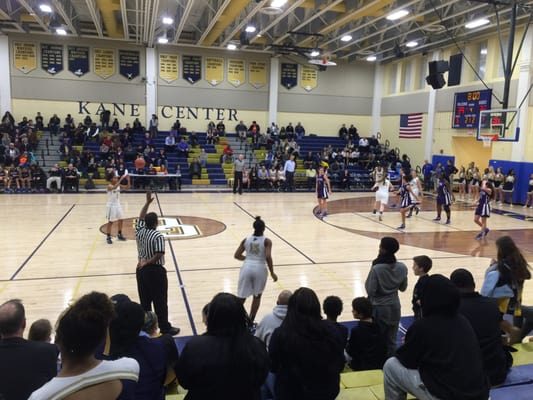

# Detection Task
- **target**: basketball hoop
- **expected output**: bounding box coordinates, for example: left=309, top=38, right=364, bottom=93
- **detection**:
left=480, top=134, right=498, bottom=148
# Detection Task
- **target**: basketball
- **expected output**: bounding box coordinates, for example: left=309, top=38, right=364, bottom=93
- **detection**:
left=134, top=157, right=146, bottom=169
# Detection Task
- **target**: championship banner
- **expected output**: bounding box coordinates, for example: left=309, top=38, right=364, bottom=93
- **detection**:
left=41, top=44, right=63, bottom=75
left=205, top=57, right=224, bottom=86
left=281, top=63, right=297, bottom=89
left=94, top=48, right=115, bottom=79
left=228, top=59, right=245, bottom=87
left=183, top=55, right=202, bottom=84
left=68, top=46, right=89, bottom=77
left=119, top=50, right=140, bottom=80
left=300, top=65, right=317, bottom=92
left=13, top=42, right=36, bottom=74
left=249, top=60, right=267, bottom=88
left=159, top=53, right=178, bottom=83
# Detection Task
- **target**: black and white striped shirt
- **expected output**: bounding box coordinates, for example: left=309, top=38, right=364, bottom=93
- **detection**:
left=135, top=219, right=165, bottom=265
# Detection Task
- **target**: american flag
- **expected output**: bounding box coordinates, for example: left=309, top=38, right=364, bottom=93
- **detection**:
left=399, top=113, right=423, bottom=139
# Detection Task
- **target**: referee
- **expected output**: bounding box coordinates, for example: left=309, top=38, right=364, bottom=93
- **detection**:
left=233, top=153, right=246, bottom=194
left=135, top=191, right=180, bottom=336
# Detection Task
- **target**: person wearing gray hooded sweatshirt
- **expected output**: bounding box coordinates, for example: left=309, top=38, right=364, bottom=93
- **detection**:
left=255, top=290, right=292, bottom=348
left=365, top=237, right=408, bottom=357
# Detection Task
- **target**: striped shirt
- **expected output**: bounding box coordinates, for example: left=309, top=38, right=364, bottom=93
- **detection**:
left=135, top=219, right=165, bottom=265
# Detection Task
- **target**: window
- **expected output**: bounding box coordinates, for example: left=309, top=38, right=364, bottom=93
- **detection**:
left=390, top=63, right=397, bottom=93
left=402, top=60, right=412, bottom=92
left=475, top=40, right=487, bottom=80
left=419, top=56, right=428, bottom=89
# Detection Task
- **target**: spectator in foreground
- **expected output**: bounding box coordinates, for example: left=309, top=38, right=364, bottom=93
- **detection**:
left=269, top=287, right=345, bottom=400
left=383, top=275, right=489, bottom=400
left=323, top=295, right=348, bottom=343
left=28, top=318, right=53, bottom=342
left=411, top=255, right=432, bottom=320
left=365, top=237, right=408, bottom=357
left=0, top=299, right=58, bottom=400
left=177, top=292, right=270, bottom=399
left=450, top=268, right=513, bottom=386
left=29, top=292, right=139, bottom=400
left=346, top=297, right=387, bottom=371
left=255, top=290, right=292, bottom=348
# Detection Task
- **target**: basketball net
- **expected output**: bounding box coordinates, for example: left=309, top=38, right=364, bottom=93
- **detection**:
left=481, top=134, right=498, bottom=148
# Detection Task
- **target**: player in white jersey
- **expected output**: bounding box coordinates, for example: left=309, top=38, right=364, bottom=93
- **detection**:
left=372, top=178, right=393, bottom=221
left=234, top=216, right=278, bottom=322
left=105, top=173, right=131, bottom=244
left=407, top=170, right=423, bottom=217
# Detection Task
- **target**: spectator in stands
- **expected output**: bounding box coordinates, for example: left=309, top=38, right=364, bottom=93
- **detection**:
left=132, top=118, right=144, bottom=137
left=175, top=165, right=182, bottom=191
left=4, top=142, right=20, bottom=166
left=383, top=275, right=489, bottom=400
left=177, top=137, right=190, bottom=159
left=177, top=292, right=270, bottom=398
left=189, top=130, right=199, bottom=147
left=285, top=122, right=295, bottom=140
left=323, top=295, right=349, bottom=343
left=63, top=163, right=79, bottom=192
left=422, top=159, right=433, bottom=192
left=236, top=120, right=247, bottom=143
left=295, top=122, right=305, bottom=140
left=46, top=163, right=63, bottom=192
left=258, top=165, right=270, bottom=190
left=0, top=165, right=7, bottom=190
left=0, top=299, right=59, bottom=400
left=255, top=290, right=292, bottom=348
left=34, top=112, right=44, bottom=130
left=198, top=147, right=208, bottom=168
left=111, top=118, right=120, bottom=132
left=100, top=109, right=111, bottom=130
left=189, top=157, right=202, bottom=179
left=340, top=169, right=351, bottom=191
left=269, top=287, right=345, bottom=400
left=216, top=121, right=226, bottom=135
left=30, top=292, right=139, bottom=400
left=348, top=124, right=359, bottom=142
left=105, top=297, right=178, bottom=400
left=365, top=237, right=408, bottom=357
left=306, top=164, right=317, bottom=191
left=450, top=268, right=513, bottom=385
left=346, top=297, right=387, bottom=371
left=303, top=151, right=314, bottom=169
left=48, top=113, right=60, bottom=136
left=339, top=124, right=348, bottom=140
left=19, top=164, right=31, bottom=192
left=156, top=148, right=168, bottom=169
left=411, top=255, right=432, bottom=320
left=28, top=318, right=53, bottom=342
left=7, top=163, right=21, bottom=192
left=164, top=132, right=176, bottom=153
left=222, top=144, right=234, bottom=163
left=249, top=121, right=260, bottom=135
left=86, top=122, right=100, bottom=140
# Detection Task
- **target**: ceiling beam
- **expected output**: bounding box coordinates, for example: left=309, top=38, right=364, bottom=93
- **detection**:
left=51, top=0, right=78, bottom=35
left=220, top=0, right=268, bottom=47
left=173, top=0, right=195, bottom=43
left=0, top=7, right=24, bottom=32
left=299, top=0, right=346, bottom=13
left=17, top=0, right=49, bottom=32
left=197, top=0, right=233, bottom=46
left=85, top=0, right=104, bottom=37
left=120, top=0, right=130, bottom=40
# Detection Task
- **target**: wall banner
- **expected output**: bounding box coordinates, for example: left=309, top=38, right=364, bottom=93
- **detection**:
left=183, top=55, right=202, bottom=84
left=119, top=50, right=140, bottom=80
left=228, top=59, right=245, bottom=87
left=249, top=60, right=267, bottom=88
left=159, top=54, right=178, bottom=83
left=68, top=46, right=89, bottom=77
left=13, top=42, right=37, bottom=74
left=300, top=65, right=317, bottom=92
left=281, top=63, right=297, bottom=89
left=205, top=57, right=224, bottom=86
left=94, top=48, right=115, bottom=79
left=41, top=43, right=63, bottom=75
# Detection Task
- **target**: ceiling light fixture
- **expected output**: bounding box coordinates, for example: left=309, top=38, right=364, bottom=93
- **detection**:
left=340, top=34, right=352, bottom=42
left=245, top=25, right=256, bottom=33
left=39, top=4, right=52, bottom=13
left=56, top=27, right=67, bottom=35
left=310, top=49, right=320, bottom=57
left=271, top=0, right=288, bottom=8
left=465, top=18, right=489, bottom=29
left=386, top=9, right=409, bottom=21
left=158, top=36, right=169, bottom=44
left=405, top=41, right=418, bottom=48
left=366, top=55, right=377, bottom=61
left=227, top=43, right=237, bottom=50
left=162, top=16, right=173, bottom=25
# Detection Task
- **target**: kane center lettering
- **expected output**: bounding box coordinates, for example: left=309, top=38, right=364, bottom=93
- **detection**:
left=77, top=101, right=238, bottom=121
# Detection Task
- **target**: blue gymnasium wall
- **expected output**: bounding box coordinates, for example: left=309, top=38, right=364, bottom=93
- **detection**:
left=432, top=155, right=455, bottom=169
left=489, top=160, right=533, bottom=204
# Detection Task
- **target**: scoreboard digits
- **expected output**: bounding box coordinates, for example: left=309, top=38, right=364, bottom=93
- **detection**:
left=452, top=89, right=492, bottom=129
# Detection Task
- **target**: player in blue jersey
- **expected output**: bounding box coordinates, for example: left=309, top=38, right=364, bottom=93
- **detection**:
left=434, top=173, right=452, bottom=224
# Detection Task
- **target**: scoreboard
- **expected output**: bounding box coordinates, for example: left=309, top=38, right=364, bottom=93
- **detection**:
left=452, top=89, right=492, bottom=128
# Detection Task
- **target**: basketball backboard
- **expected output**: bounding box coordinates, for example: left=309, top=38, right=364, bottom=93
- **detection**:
left=477, top=108, right=520, bottom=142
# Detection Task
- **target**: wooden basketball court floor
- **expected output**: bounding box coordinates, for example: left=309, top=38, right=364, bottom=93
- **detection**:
left=2, top=191, right=533, bottom=337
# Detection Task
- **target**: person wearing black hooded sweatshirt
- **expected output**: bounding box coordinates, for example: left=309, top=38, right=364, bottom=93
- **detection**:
left=383, top=274, right=490, bottom=400
left=365, top=237, right=408, bottom=357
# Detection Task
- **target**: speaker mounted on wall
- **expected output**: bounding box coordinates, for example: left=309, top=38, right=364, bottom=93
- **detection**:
left=448, top=54, right=463, bottom=86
